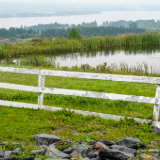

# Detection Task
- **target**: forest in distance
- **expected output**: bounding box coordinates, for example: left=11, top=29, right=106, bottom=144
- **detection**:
left=24, top=20, right=160, bottom=31
left=0, top=24, right=146, bottom=41
left=1, top=19, right=160, bottom=41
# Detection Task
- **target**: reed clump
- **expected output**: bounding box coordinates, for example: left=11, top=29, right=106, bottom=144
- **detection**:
left=2, top=56, right=159, bottom=77
left=1, top=32, right=160, bottom=59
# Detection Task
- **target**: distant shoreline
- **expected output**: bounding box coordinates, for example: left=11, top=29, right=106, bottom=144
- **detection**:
left=1, top=11, right=160, bottom=29
left=0, top=11, right=101, bottom=19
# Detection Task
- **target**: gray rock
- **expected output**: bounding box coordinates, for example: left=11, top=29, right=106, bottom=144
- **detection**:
left=39, top=145, right=48, bottom=150
left=0, top=142, right=5, bottom=146
left=99, top=147, right=135, bottom=160
left=4, top=151, right=12, bottom=157
left=34, top=158, right=42, bottom=160
left=0, top=149, right=4, bottom=158
left=0, top=158, right=34, bottom=160
left=70, top=151, right=81, bottom=159
left=83, top=158, right=90, bottom=160
left=30, top=149, right=46, bottom=156
left=90, top=140, right=115, bottom=146
left=47, top=144, right=70, bottom=159
left=140, top=153, right=159, bottom=160
left=45, top=159, right=69, bottom=160
left=21, top=158, right=34, bottom=160
left=63, top=145, right=88, bottom=154
left=11, top=148, right=22, bottom=155
left=63, top=144, right=95, bottom=158
left=151, top=156, right=159, bottom=160
left=91, top=157, right=101, bottom=160
left=152, top=127, right=160, bottom=134
left=85, top=147, right=97, bottom=158
left=34, top=134, right=62, bottom=146
left=94, top=142, right=109, bottom=151
left=110, top=145, right=138, bottom=156
left=153, top=153, right=159, bottom=158
left=116, top=137, right=146, bottom=149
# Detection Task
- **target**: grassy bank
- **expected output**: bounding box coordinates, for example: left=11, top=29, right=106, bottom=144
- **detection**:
left=1, top=32, right=160, bottom=59
left=0, top=66, right=158, bottom=120
left=0, top=106, right=160, bottom=158
left=18, top=56, right=159, bottom=76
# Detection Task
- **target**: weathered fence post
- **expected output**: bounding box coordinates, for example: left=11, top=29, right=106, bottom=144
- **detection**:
left=38, top=72, right=45, bottom=109
left=153, top=84, right=160, bottom=123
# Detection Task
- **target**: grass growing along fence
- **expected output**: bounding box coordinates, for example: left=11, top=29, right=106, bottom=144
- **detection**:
left=1, top=32, right=160, bottom=59
left=0, top=66, right=160, bottom=157
left=0, top=69, right=157, bottom=120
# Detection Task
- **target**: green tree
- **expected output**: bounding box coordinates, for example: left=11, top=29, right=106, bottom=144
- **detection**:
left=129, top=22, right=138, bottom=29
left=68, top=28, right=82, bottom=39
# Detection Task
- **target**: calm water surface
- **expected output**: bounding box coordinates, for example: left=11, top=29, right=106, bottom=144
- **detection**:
left=10, top=47, right=160, bottom=73
left=1, top=11, right=160, bottom=29
left=52, top=49, right=160, bottom=73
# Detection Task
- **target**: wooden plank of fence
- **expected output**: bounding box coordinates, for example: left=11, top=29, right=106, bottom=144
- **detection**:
left=0, top=100, right=38, bottom=109
left=41, top=70, right=160, bottom=84
left=0, top=83, right=38, bottom=92
left=0, top=67, right=40, bottom=75
left=1, top=98, right=159, bottom=127
left=0, top=67, right=160, bottom=84
left=0, top=82, right=156, bottom=104
left=42, top=87, right=156, bottom=104
left=153, top=84, right=160, bottom=121
left=38, top=75, right=45, bottom=109
left=0, top=100, right=152, bottom=124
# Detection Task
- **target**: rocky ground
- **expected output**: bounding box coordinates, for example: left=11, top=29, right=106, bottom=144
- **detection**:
left=0, top=131, right=160, bottom=160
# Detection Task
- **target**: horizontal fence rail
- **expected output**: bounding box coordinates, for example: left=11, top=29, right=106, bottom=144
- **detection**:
left=0, top=67, right=160, bottom=128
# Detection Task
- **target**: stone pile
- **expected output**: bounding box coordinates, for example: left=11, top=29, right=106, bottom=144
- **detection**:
left=0, top=134, right=160, bottom=160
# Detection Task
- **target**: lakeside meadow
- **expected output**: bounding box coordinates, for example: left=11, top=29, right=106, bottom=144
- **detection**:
left=1, top=32, right=160, bottom=59
left=1, top=32, right=160, bottom=158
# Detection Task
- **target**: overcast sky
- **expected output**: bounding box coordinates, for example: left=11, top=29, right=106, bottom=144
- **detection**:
left=0, top=0, right=160, bottom=4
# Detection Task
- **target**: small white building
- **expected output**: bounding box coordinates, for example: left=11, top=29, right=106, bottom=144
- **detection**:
left=0, top=39, right=10, bottom=43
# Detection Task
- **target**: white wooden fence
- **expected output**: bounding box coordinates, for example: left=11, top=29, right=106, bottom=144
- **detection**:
left=0, top=67, right=160, bottom=128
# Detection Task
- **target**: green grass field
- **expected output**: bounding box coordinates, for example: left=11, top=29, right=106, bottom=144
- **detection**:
left=0, top=106, right=160, bottom=158
left=0, top=68, right=157, bottom=120
left=0, top=65, right=160, bottom=158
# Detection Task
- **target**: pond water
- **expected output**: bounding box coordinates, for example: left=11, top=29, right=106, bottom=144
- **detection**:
left=12, top=46, right=160, bottom=74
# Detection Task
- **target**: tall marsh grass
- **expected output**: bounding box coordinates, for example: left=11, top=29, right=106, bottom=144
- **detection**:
left=1, top=55, right=159, bottom=77
left=1, top=33, right=160, bottom=59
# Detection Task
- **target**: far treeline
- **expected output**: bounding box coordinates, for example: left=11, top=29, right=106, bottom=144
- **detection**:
left=25, top=20, right=160, bottom=30
left=102, top=20, right=160, bottom=31
left=0, top=26, right=146, bottom=41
